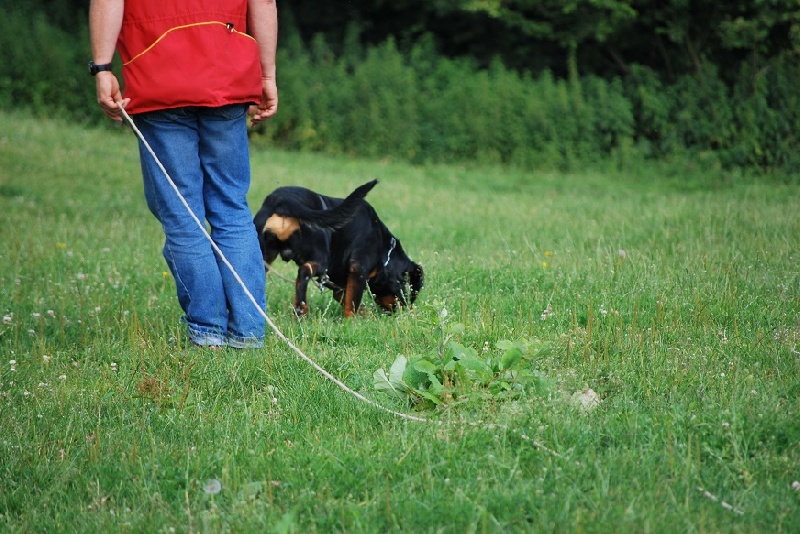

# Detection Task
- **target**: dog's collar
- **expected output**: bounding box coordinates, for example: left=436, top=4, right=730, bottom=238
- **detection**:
left=383, top=237, right=397, bottom=267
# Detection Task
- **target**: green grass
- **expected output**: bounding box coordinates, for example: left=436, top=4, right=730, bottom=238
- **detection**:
left=1, top=110, right=799, bottom=532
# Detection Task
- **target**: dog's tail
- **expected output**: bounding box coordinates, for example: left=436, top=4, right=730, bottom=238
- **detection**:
left=275, top=179, right=378, bottom=229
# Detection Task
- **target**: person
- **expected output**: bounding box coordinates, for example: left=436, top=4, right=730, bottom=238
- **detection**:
left=89, top=0, right=278, bottom=348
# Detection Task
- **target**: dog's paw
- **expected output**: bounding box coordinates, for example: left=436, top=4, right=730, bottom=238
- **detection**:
left=293, top=302, right=309, bottom=317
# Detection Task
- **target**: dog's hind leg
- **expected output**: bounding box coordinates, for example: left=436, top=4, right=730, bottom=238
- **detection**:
left=294, top=262, right=320, bottom=317
left=342, top=263, right=368, bottom=318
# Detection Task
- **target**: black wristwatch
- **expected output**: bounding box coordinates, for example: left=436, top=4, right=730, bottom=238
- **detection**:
left=88, top=60, right=114, bottom=76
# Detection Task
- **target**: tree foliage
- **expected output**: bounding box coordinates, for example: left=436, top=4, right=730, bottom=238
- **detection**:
left=278, top=0, right=800, bottom=82
left=1, top=0, right=798, bottom=172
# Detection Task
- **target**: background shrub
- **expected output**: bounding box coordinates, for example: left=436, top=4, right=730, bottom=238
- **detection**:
left=4, top=6, right=799, bottom=175
left=0, top=7, right=95, bottom=123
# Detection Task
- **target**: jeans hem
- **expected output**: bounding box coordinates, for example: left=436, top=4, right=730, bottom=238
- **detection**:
left=187, top=325, right=227, bottom=347
left=226, top=336, right=264, bottom=349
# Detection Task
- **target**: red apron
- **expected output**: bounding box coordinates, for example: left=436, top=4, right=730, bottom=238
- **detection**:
left=117, top=0, right=262, bottom=114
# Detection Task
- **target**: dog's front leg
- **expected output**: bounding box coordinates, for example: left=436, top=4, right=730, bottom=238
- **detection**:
left=294, top=262, right=317, bottom=317
left=342, top=263, right=367, bottom=318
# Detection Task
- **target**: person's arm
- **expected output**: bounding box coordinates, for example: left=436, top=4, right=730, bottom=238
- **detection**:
left=89, top=0, right=129, bottom=121
left=247, top=0, right=278, bottom=125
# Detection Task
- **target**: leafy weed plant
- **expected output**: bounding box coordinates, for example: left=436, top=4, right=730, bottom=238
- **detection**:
left=374, top=300, right=553, bottom=408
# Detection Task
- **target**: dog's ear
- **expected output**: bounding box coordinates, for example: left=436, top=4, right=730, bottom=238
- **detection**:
left=408, top=263, right=424, bottom=304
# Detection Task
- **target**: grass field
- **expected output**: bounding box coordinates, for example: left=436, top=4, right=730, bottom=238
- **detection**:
left=1, top=111, right=799, bottom=532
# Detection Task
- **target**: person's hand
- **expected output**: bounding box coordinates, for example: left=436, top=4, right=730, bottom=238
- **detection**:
left=95, top=71, right=130, bottom=122
left=249, top=77, right=278, bottom=126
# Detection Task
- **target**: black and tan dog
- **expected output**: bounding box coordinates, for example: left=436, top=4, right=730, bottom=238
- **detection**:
left=253, top=180, right=424, bottom=317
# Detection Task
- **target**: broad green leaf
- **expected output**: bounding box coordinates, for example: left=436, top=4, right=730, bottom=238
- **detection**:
left=388, top=355, right=408, bottom=386
left=489, top=381, right=512, bottom=394
left=452, top=365, right=470, bottom=388
left=499, top=347, right=524, bottom=370
left=427, top=373, right=444, bottom=395
left=403, top=359, right=431, bottom=389
left=445, top=341, right=477, bottom=361
left=412, top=359, right=438, bottom=374
left=446, top=322, right=466, bottom=336
left=496, top=339, right=517, bottom=351
left=417, top=390, right=442, bottom=405
left=456, top=356, right=493, bottom=382
left=373, top=369, right=404, bottom=398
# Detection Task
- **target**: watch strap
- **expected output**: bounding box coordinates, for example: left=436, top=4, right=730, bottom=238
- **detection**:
left=89, top=61, right=114, bottom=76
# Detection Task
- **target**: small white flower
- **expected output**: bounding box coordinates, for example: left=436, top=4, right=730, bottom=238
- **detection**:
left=2, top=314, right=12, bottom=324
left=43, top=354, right=51, bottom=362
left=59, top=374, right=67, bottom=381
left=9, top=360, right=16, bottom=365
left=792, top=481, right=800, bottom=491
left=571, top=388, right=601, bottom=413
left=76, top=273, right=87, bottom=281
left=31, top=312, right=41, bottom=319
left=47, top=310, right=55, bottom=318
left=203, top=479, right=222, bottom=495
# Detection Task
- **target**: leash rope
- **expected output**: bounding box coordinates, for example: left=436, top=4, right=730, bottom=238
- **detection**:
left=264, top=261, right=295, bottom=284
left=118, top=105, right=430, bottom=424
left=115, top=105, right=572, bottom=462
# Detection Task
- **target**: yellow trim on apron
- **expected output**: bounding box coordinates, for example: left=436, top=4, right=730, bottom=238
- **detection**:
left=123, top=21, right=256, bottom=66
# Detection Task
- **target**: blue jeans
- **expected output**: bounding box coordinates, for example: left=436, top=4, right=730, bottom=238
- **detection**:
left=134, top=104, right=266, bottom=348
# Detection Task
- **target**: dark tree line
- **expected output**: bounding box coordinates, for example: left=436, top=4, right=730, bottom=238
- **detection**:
left=20, top=0, right=800, bottom=85
left=3, top=0, right=797, bottom=171
left=279, top=0, right=799, bottom=85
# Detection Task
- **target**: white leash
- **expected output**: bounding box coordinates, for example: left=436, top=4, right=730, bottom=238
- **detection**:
left=118, top=105, right=430, bottom=424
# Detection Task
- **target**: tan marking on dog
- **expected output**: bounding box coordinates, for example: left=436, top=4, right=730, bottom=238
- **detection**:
left=263, top=215, right=299, bottom=240
left=377, top=295, right=397, bottom=311
left=343, top=272, right=358, bottom=318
